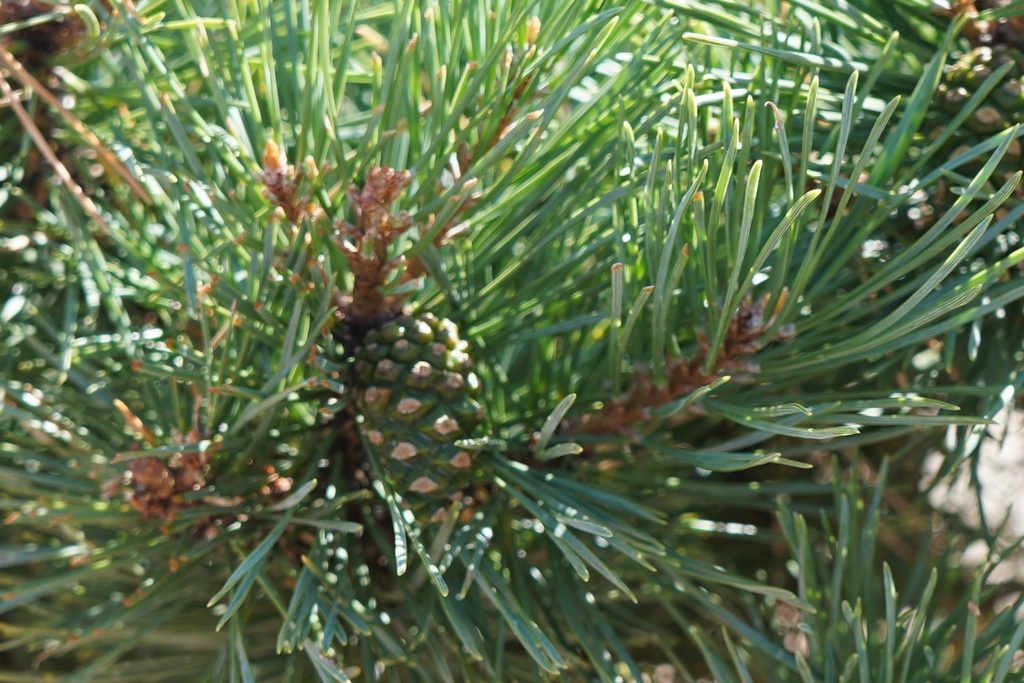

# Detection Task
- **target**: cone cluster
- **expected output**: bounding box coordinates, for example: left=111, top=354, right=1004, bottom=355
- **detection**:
left=900, top=35, right=1024, bottom=232
left=936, top=45, right=1024, bottom=157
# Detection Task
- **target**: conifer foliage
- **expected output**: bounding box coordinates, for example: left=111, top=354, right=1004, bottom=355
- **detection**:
left=2, top=0, right=1024, bottom=681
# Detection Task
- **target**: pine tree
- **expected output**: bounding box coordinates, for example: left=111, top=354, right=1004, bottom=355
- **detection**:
left=2, top=1, right=1024, bottom=681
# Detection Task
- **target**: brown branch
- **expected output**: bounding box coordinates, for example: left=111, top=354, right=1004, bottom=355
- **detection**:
left=575, top=290, right=795, bottom=437
left=332, top=165, right=415, bottom=328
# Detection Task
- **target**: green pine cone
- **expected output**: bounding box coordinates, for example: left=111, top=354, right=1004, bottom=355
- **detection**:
left=353, top=313, right=483, bottom=515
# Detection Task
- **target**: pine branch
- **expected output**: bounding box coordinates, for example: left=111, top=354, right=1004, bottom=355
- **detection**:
left=3, top=1, right=1024, bottom=681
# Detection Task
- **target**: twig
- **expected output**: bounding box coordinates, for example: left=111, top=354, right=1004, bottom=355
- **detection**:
left=0, top=68, right=112, bottom=233
left=0, top=44, right=151, bottom=205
